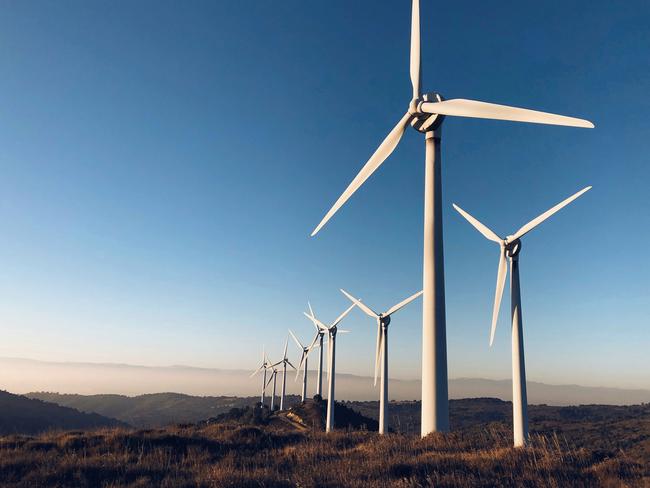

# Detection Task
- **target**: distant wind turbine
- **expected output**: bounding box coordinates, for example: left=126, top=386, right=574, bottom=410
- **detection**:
left=304, top=303, right=355, bottom=432
left=453, top=186, right=591, bottom=447
left=250, top=346, right=271, bottom=407
left=341, top=289, right=423, bottom=434
left=271, top=338, right=296, bottom=411
left=265, top=365, right=279, bottom=412
left=306, top=302, right=326, bottom=397
left=309, top=0, right=594, bottom=437
left=289, top=329, right=320, bottom=402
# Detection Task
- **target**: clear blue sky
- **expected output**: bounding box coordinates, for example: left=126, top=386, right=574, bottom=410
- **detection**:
left=0, top=1, right=648, bottom=389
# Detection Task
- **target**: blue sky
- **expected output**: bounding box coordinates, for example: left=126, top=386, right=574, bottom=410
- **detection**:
left=0, top=0, right=648, bottom=390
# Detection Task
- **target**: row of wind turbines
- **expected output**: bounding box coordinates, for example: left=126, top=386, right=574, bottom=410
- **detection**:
left=254, top=0, right=594, bottom=448
left=252, top=289, right=424, bottom=435
left=252, top=184, right=590, bottom=445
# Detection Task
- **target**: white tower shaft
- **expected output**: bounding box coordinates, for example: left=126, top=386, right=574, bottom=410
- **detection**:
left=326, top=333, right=336, bottom=432
left=302, top=356, right=308, bottom=401
left=261, top=369, right=267, bottom=406
left=379, top=323, right=389, bottom=434
left=421, top=130, right=450, bottom=436
left=317, top=335, right=324, bottom=396
left=270, top=373, right=277, bottom=411
left=280, top=363, right=287, bottom=410
left=510, top=256, right=529, bottom=447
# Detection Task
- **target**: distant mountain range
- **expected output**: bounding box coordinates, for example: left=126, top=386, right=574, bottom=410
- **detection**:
left=0, top=390, right=127, bottom=435
left=3, top=356, right=649, bottom=405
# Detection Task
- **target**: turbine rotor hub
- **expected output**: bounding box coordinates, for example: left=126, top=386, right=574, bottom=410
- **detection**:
left=411, top=92, right=445, bottom=133
left=505, top=238, right=522, bottom=258
left=380, top=315, right=391, bottom=327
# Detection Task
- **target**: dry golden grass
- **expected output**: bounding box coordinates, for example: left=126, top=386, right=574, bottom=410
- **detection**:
left=0, top=422, right=646, bottom=487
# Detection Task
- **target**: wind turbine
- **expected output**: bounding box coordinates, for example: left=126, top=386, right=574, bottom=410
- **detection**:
left=453, top=186, right=591, bottom=447
left=289, top=329, right=320, bottom=402
left=271, top=338, right=297, bottom=411
left=309, top=0, right=594, bottom=436
left=305, top=302, right=326, bottom=397
left=265, top=364, right=279, bottom=412
left=341, top=289, right=423, bottom=434
left=250, top=346, right=271, bottom=407
left=304, top=303, right=355, bottom=432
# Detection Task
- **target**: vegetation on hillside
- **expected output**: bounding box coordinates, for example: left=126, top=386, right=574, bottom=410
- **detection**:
left=0, top=420, right=646, bottom=487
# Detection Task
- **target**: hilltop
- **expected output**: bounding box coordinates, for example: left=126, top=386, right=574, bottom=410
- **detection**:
left=0, top=413, right=646, bottom=487
left=0, top=396, right=648, bottom=485
left=0, top=390, right=127, bottom=435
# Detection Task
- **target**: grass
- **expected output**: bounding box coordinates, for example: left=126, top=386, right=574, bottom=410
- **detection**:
left=0, top=418, right=647, bottom=487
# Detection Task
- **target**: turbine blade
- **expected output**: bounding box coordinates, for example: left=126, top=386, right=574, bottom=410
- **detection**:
left=287, top=359, right=297, bottom=371
left=306, top=332, right=320, bottom=353
left=410, top=0, right=421, bottom=99
left=340, top=289, right=379, bottom=318
left=453, top=204, right=501, bottom=243
left=385, top=290, right=424, bottom=316
left=307, top=302, right=320, bottom=333
left=420, top=98, right=594, bottom=128
left=283, top=337, right=289, bottom=359
left=490, top=244, right=508, bottom=347
left=288, top=329, right=304, bottom=350
left=337, top=329, right=351, bottom=334
left=304, top=311, right=328, bottom=331
left=512, top=186, right=592, bottom=240
left=266, top=374, right=274, bottom=388
left=295, top=354, right=305, bottom=381
left=311, top=111, right=413, bottom=236
left=331, top=303, right=356, bottom=328
left=250, top=365, right=263, bottom=378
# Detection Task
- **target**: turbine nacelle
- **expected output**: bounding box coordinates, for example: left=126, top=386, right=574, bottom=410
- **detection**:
left=411, top=93, right=445, bottom=133
left=378, top=314, right=391, bottom=328
left=504, top=238, right=522, bottom=258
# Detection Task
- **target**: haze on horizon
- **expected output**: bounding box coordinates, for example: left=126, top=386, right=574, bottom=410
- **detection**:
left=0, top=1, right=648, bottom=395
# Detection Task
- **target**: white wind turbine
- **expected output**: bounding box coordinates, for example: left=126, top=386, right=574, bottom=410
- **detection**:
left=250, top=346, right=271, bottom=407
left=289, top=329, right=320, bottom=402
left=309, top=0, right=594, bottom=436
left=305, top=302, right=326, bottom=397
left=304, top=303, right=355, bottom=432
left=271, top=338, right=297, bottom=411
left=265, top=364, right=279, bottom=411
left=341, top=289, right=423, bottom=435
left=453, top=186, right=591, bottom=447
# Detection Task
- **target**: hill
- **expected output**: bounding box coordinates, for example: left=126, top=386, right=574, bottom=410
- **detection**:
left=0, top=416, right=646, bottom=486
left=26, top=392, right=296, bottom=428
left=0, top=390, right=127, bottom=435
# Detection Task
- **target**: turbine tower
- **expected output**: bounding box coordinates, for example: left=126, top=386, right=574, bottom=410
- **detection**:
left=341, top=289, right=423, bottom=434
left=271, top=338, right=296, bottom=411
left=304, top=303, right=355, bottom=432
left=309, top=0, right=594, bottom=436
left=265, top=365, right=279, bottom=412
left=453, top=186, right=591, bottom=447
left=289, top=329, right=320, bottom=402
left=250, top=346, right=271, bottom=407
left=306, top=302, right=326, bottom=397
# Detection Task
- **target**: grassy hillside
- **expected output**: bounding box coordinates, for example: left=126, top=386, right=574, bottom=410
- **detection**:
left=352, top=398, right=650, bottom=463
left=0, top=418, right=646, bottom=487
left=0, top=390, right=126, bottom=435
